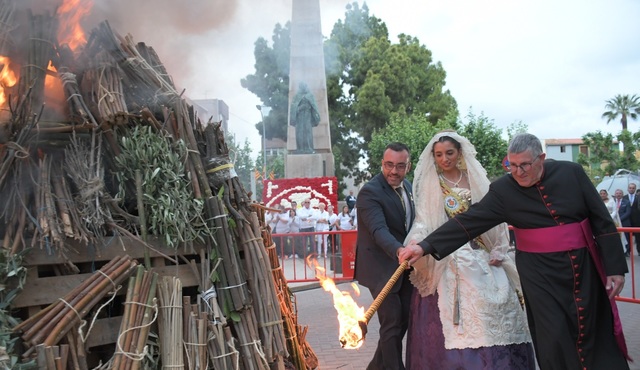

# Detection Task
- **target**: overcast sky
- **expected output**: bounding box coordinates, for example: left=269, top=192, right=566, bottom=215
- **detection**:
left=80, top=0, right=640, bottom=159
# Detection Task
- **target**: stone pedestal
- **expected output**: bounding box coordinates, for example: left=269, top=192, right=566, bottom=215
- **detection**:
left=286, top=153, right=335, bottom=179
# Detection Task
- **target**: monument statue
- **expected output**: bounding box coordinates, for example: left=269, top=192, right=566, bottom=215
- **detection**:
left=289, top=82, right=320, bottom=154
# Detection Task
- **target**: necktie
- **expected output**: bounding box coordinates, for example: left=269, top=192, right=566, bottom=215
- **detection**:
left=395, top=186, right=410, bottom=230
left=617, top=199, right=621, bottom=209
left=395, top=187, right=406, bottom=211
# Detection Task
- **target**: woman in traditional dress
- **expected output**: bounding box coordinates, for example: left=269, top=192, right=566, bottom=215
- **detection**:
left=600, top=189, right=621, bottom=226
left=405, top=131, right=535, bottom=369
left=601, top=189, right=625, bottom=247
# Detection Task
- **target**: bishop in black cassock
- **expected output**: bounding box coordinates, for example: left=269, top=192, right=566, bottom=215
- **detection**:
left=401, top=156, right=629, bottom=370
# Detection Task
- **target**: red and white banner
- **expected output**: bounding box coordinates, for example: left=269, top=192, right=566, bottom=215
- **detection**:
left=262, top=177, right=338, bottom=210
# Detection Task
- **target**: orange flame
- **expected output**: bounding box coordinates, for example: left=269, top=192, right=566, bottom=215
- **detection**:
left=44, top=61, right=66, bottom=114
left=0, top=56, right=17, bottom=106
left=57, top=0, right=94, bottom=51
left=309, top=257, right=366, bottom=349
left=45, top=61, right=57, bottom=87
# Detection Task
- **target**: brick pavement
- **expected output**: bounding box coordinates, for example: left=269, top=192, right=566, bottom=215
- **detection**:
left=293, top=257, right=640, bottom=370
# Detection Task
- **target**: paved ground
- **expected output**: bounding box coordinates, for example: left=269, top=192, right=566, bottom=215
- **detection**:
left=290, top=257, right=640, bottom=370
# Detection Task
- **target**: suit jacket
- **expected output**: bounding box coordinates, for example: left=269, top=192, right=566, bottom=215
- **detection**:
left=619, top=196, right=632, bottom=227
left=626, top=192, right=640, bottom=226
left=354, top=174, right=415, bottom=293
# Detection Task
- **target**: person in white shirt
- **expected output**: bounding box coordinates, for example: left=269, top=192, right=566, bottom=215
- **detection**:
left=601, top=189, right=625, bottom=249
left=288, top=208, right=301, bottom=259
left=296, top=198, right=317, bottom=256
left=336, top=205, right=354, bottom=231
left=265, top=209, right=278, bottom=234
left=327, top=204, right=339, bottom=255
left=274, top=205, right=291, bottom=257
left=315, top=203, right=331, bottom=257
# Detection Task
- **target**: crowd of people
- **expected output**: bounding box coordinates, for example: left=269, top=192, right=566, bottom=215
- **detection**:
left=264, top=196, right=357, bottom=259
left=354, top=132, right=631, bottom=370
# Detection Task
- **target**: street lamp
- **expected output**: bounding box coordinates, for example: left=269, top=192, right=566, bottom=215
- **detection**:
left=256, top=105, right=272, bottom=176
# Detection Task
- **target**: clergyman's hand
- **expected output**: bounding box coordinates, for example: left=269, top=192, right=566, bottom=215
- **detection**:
left=398, top=240, right=424, bottom=265
left=606, top=275, right=625, bottom=299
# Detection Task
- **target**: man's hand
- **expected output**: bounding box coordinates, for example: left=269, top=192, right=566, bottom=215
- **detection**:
left=606, top=275, right=625, bottom=299
left=398, top=240, right=424, bottom=265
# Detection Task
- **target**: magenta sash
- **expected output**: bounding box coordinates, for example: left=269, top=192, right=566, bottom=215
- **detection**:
left=513, top=220, right=588, bottom=253
left=514, top=219, right=630, bottom=360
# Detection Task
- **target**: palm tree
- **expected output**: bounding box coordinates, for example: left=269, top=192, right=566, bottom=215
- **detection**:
left=602, top=94, right=640, bottom=131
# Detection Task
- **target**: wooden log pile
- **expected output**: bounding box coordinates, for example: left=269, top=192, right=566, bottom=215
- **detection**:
left=0, top=3, right=318, bottom=370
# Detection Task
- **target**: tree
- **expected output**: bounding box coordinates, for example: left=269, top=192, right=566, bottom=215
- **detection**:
left=368, top=113, right=450, bottom=183
left=225, top=133, right=258, bottom=196
left=577, top=131, right=619, bottom=180
left=602, top=94, right=640, bottom=131
left=616, top=129, right=639, bottom=171
left=457, top=111, right=509, bottom=179
left=327, top=19, right=457, bottom=184
left=240, top=23, right=291, bottom=141
left=506, top=120, right=529, bottom=141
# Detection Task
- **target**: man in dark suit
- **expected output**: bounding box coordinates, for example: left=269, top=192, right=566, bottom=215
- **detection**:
left=618, top=187, right=632, bottom=256
left=626, top=183, right=640, bottom=256
left=354, top=142, right=415, bottom=370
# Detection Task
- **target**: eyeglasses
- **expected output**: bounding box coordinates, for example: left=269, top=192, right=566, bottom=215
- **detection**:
left=383, top=162, right=409, bottom=171
left=506, top=155, right=541, bottom=173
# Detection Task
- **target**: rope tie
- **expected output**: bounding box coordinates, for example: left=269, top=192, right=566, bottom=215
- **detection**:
left=114, top=300, right=158, bottom=361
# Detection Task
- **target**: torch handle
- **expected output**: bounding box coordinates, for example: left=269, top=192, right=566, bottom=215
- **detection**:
left=363, top=261, right=409, bottom=323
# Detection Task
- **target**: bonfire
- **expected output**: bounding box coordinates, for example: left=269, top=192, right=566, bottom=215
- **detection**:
left=0, top=0, right=318, bottom=369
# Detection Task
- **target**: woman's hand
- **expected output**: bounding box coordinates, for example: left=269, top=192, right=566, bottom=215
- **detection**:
left=488, top=258, right=502, bottom=266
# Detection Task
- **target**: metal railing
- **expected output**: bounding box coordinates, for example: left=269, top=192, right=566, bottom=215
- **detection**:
left=616, top=227, right=638, bottom=303
left=275, top=227, right=640, bottom=304
left=271, top=229, right=357, bottom=283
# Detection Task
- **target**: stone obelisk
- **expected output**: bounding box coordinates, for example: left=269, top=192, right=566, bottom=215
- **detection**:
left=286, top=0, right=334, bottom=178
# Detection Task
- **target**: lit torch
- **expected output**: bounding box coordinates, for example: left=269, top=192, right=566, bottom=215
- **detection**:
left=313, top=258, right=409, bottom=349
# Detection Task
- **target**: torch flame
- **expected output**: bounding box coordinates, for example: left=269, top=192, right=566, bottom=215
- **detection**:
left=57, top=0, right=94, bottom=51
left=309, top=257, right=366, bottom=349
left=0, top=56, right=17, bottom=106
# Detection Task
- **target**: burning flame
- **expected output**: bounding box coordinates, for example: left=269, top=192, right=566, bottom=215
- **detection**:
left=309, top=257, right=366, bottom=349
left=45, top=61, right=58, bottom=88
left=0, top=56, right=17, bottom=106
left=57, top=0, right=94, bottom=51
left=44, top=61, right=65, bottom=104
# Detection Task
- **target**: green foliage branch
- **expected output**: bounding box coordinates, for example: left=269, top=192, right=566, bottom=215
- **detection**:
left=114, top=125, right=211, bottom=248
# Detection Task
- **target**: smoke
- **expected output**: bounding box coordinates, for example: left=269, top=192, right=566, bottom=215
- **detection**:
left=89, top=0, right=239, bottom=36
left=87, top=0, right=241, bottom=87
left=12, top=0, right=242, bottom=95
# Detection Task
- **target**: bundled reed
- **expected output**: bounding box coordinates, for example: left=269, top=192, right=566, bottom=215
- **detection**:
left=198, top=250, right=239, bottom=370
left=183, top=297, right=207, bottom=370
left=13, top=255, right=138, bottom=356
left=18, top=10, right=57, bottom=111
left=157, top=276, right=183, bottom=369
left=112, top=265, right=158, bottom=370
